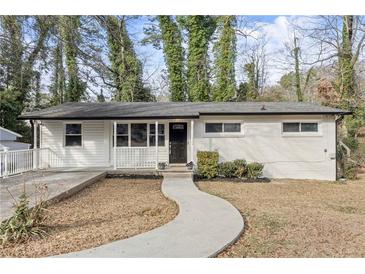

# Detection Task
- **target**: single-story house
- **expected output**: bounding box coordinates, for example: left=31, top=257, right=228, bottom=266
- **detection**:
left=0, top=126, right=31, bottom=151
left=19, top=102, right=350, bottom=180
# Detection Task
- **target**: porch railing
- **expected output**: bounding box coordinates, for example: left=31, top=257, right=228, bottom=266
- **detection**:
left=115, top=147, right=157, bottom=169
left=0, top=146, right=160, bottom=178
left=0, top=148, right=63, bottom=178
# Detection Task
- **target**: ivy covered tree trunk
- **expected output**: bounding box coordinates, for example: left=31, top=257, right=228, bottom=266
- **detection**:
left=245, top=62, right=258, bottom=100
left=158, top=16, right=185, bottom=101
left=50, top=39, right=66, bottom=105
left=339, top=15, right=354, bottom=110
left=186, top=16, right=216, bottom=101
left=293, top=36, right=303, bottom=102
left=60, top=16, right=85, bottom=102
left=1, top=16, right=24, bottom=100
left=104, top=16, right=153, bottom=102
left=212, top=16, right=236, bottom=102
left=0, top=16, right=50, bottom=141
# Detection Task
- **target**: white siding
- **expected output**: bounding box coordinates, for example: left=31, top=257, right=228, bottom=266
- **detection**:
left=41, top=120, right=110, bottom=167
left=40, top=115, right=337, bottom=180
left=193, top=115, right=336, bottom=180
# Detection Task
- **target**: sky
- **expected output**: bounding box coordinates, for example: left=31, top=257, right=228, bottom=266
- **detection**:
left=123, top=15, right=296, bottom=96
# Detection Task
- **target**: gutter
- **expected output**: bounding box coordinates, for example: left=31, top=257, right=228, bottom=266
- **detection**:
left=18, top=111, right=352, bottom=121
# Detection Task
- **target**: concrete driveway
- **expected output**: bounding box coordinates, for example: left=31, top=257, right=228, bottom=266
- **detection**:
left=0, top=170, right=106, bottom=222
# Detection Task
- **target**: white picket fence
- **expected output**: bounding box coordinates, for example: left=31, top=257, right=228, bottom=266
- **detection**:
left=0, top=148, right=63, bottom=178
left=115, top=147, right=157, bottom=169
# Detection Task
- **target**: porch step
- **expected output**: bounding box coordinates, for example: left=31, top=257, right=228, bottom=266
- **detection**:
left=167, top=165, right=190, bottom=171
left=159, top=165, right=193, bottom=175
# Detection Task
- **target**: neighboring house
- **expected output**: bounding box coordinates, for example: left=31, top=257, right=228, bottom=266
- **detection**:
left=19, top=102, right=349, bottom=180
left=0, top=126, right=30, bottom=151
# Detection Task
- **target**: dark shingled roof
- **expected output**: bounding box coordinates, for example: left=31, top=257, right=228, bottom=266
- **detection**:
left=18, top=102, right=350, bottom=120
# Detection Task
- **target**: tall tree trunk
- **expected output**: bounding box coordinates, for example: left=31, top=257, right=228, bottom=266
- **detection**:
left=103, top=16, right=153, bottom=102
left=339, top=15, right=354, bottom=109
left=158, top=16, right=185, bottom=101
left=186, top=16, right=216, bottom=101
left=61, top=16, right=85, bottom=102
left=293, top=36, right=303, bottom=102
left=212, top=16, right=236, bottom=102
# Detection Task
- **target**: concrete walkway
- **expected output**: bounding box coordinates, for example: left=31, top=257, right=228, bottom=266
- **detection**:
left=58, top=173, right=244, bottom=258
left=0, top=170, right=106, bottom=221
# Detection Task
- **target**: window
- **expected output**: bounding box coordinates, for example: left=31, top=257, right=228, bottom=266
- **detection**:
left=224, top=123, right=241, bottom=133
left=205, top=123, right=222, bottom=133
left=301, top=123, right=318, bottom=132
left=149, top=124, right=165, bottom=146
left=65, top=124, right=82, bottom=146
left=116, top=124, right=128, bottom=146
left=131, top=123, right=147, bottom=147
left=283, top=122, right=300, bottom=132
left=283, top=122, right=318, bottom=133
left=205, top=122, right=241, bottom=133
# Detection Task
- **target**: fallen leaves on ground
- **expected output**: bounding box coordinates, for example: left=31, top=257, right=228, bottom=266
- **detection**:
left=0, top=178, right=178, bottom=258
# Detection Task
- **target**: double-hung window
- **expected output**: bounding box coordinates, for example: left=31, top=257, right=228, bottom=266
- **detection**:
left=115, top=124, right=129, bottom=147
left=282, top=122, right=318, bottom=133
left=205, top=122, right=241, bottom=133
left=149, top=124, right=165, bottom=146
left=65, top=123, right=82, bottom=146
left=131, top=123, right=147, bottom=147
left=114, top=123, right=166, bottom=147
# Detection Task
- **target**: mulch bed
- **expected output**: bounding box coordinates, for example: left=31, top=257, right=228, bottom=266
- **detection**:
left=194, top=175, right=270, bottom=183
left=0, top=178, right=178, bottom=258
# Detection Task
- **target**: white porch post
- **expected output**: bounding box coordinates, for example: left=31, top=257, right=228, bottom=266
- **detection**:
left=33, top=120, right=38, bottom=170
left=155, top=121, right=159, bottom=170
left=3, top=147, right=9, bottom=177
left=113, top=121, right=117, bottom=170
left=190, top=120, right=194, bottom=162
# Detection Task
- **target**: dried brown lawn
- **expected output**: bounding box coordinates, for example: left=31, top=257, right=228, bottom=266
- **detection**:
left=198, top=176, right=365, bottom=258
left=0, top=178, right=178, bottom=258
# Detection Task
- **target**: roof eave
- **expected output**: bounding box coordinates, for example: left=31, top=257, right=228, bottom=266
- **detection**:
left=17, top=115, right=200, bottom=121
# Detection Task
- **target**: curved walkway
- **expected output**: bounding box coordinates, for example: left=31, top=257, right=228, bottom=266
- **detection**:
left=57, top=173, right=244, bottom=258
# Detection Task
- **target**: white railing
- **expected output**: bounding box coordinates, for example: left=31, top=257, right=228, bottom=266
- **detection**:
left=115, top=147, right=157, bottom=169
left=0, top=148, right=63, bottom=178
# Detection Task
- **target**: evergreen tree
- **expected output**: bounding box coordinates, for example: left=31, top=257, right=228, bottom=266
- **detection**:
left=157, top=16, right=185, bottom=101
left=104, top=16, right=152, bottom=101
left=212, top=16, right=236, bottom=101
left=185, top=16, right=216, bottom=101
left=60, top=16, right=85, bottom=102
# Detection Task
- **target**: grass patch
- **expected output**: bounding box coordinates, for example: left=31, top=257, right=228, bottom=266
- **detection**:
left=199, top=177, right=365, bottom=257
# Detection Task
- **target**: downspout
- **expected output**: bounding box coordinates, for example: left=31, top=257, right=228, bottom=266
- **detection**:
left=335, top=114, right=345, bottom=180
left=30, top=120, right=34, bottom=149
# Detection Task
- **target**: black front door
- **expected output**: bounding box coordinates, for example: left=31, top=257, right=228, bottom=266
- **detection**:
left=169, top=123, right=187, bottom=163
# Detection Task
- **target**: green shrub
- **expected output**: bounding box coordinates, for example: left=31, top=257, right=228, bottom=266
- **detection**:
left=218, top=161, right=237, bottom=177
left=246, top=162, right=264, bottom=179
left=233, top=159, right=247, bottom=178
left=344, top=162, right=358, bottom=180
left=197, top=151, right=219, bottom=179
left=342, top=136, right=359, bottom=151
left=0, top=192, right=47, bottom=245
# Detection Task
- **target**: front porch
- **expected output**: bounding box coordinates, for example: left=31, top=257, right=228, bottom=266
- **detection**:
left=110, top=120, right=195, bottom=170
left=0, top=119, right=196, bottom=179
